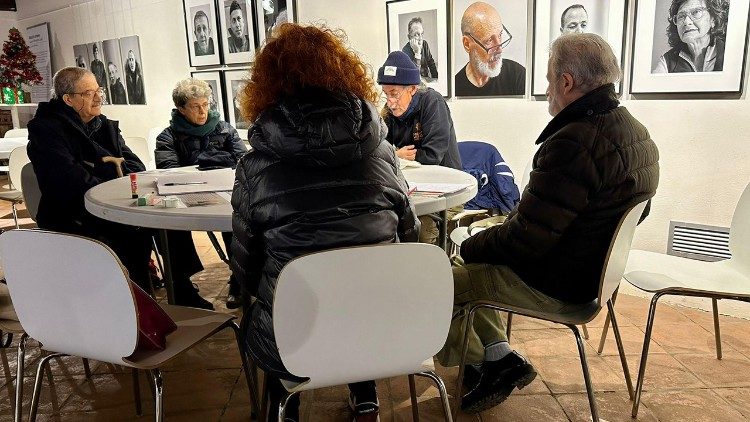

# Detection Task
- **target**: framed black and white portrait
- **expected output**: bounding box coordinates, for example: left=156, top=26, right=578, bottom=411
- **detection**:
left=223, top=70, right=251, bottom=138
left=183, top=0, right=222, bottom=66
left=191, top=70, right=227, bottom=121
left=254, top=0, right=296, bottom=47
left=102, top=39, right=127, bottom=105
left=219, top=0, right=256, bottom=64
left=532, top=0, right=627, bottom=95
left=452, top=0, right=528, bottom=98
left=631, top=0, right=750, bottom=93
left=386, top=0, right=449, bottom=96
left=73, top=44, right=89, bottom=70
left=119, top=36, right=147, bottom=105
left=87, top=41, right=109, bottom=104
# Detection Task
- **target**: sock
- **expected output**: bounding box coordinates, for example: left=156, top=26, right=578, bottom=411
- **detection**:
left=484, top=341, right=512, bottom=362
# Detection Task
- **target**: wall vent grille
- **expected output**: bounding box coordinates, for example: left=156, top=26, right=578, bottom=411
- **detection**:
left=667, top=221, right=730, bottom=262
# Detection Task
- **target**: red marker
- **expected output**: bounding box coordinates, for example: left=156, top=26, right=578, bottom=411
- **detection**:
left=130, top=173, right=138, bottom=198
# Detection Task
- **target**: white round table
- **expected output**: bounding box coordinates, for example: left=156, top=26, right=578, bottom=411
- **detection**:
left=85, top=165, right=476, bottom=303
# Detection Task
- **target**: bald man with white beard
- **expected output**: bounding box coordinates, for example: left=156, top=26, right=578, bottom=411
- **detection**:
left=455, top=1, right=526, bottom=96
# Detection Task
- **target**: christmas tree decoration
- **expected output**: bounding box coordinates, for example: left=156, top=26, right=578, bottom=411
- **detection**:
left=0, top=27, right=43, bottom=104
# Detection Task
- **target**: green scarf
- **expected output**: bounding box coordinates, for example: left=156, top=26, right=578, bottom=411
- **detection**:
left=170, top=108, right=220, bottom=136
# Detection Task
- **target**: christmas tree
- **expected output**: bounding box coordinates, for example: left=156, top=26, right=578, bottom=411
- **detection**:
left=0, top=28, right=43, bottom=91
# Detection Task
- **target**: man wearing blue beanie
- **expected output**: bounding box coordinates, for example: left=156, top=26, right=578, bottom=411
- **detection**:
left=378, top=50, right=462, bottom=244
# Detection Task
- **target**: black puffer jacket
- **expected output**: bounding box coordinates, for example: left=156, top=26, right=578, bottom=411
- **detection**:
left=155, top=120, right=246, bottom=169
left=230, top=88, right=420, bottom=380
left=461, top=84, right=659, bottom=304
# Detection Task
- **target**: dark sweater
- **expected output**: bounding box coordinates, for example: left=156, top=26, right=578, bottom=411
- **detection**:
left=454, top=60, right=526, bottom=96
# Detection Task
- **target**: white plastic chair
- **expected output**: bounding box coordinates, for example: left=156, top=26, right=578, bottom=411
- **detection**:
left=3, top=129, right=28, bottom=139
left=124, top=136, right=154, bottom=170
left=19, top=163, right=40, bottom=222
left=0, top=229, right=259, bottom=421
left=622, top=182, right=750, bottom=417
left=272, top=243, right=454, bottom=421
left=0, top=146, right=30, bottom=228
left=454, top=201, right=648, bottom=421
left=0, top=282, right=26, bottom=422
left=146, top=127, right=162, bottom=169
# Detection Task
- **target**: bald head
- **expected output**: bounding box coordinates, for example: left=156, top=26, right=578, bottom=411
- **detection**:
left=461, top=2, right=502, bottom=35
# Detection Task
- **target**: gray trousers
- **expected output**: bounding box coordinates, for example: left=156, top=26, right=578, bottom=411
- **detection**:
left=435, top=262, right=569, bottom=367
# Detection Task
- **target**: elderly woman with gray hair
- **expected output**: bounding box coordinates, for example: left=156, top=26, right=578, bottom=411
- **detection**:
left=155, top=78, right=247, bottom=310
left=653, top=0, right=729, bottom=73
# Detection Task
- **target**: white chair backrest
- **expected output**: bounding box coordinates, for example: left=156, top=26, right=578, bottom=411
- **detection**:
left=273, top=243, right=453, bottom=390
left=4, top=128, right=28, bottom=138
left=124, top=136, right=154, bottom=170
left=599, top=201, right=649, bottom=303
left=8, top=145, right=29, bottom=191
left=0, top=230, right=139, bottom=363
left=729, top=182, right=750, bottom=272
left=518, top=157, right=534, bottom=194
left=20, top=163, right=41, bottom=221
left=146, top=127, right=163, bottom=168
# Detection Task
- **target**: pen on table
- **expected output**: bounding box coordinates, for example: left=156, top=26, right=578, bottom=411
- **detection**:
left=163, top=181, right=208, bottom=186
left=407, top=186, right=417, bottom=196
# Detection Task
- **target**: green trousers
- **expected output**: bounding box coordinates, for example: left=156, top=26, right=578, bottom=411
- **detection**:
left=435, top=262, right=569, bottom=367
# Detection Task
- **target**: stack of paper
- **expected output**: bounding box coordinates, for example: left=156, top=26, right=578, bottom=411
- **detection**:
left=156, top=168, right=235, bottom=195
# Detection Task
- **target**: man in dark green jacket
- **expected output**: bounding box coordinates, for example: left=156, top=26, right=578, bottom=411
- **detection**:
left=438, top=33, right=660, bottom=413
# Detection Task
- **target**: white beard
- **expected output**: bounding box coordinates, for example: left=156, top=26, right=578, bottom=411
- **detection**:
left=471, top=51, right=503, bottom=79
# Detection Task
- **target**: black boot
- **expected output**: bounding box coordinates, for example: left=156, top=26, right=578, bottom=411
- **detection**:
left=461, top=351, right=537, bottom=413
left=174, top=282, right=214, bottom=310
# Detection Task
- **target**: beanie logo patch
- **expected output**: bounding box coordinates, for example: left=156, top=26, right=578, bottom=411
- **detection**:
left=384, top=66, right=397, bottom=76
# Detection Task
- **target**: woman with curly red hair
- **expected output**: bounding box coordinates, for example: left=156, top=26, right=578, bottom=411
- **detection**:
left=230, top=23, right=419, bottom=421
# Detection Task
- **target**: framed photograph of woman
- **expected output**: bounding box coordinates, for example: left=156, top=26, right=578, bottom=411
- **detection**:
left=223, top=69, right=251, bottom=139
left=73, top=44, right=89, bottom=70
left=183, top=0, right=222, bottom=66
left=631, top=0, right=750, bottom=93
left=386, top=0, right=449, bottom=96
left=219, top=0, right=256, bottom=64
left=191, top=70, right=227, bottom=121
left=254, top=0, right=297, bottom=47
left=532, top=0, right=627, bottom=95
left=119, top=36, right=147, bottom=105
left=451, top=0, right=527, bottom=98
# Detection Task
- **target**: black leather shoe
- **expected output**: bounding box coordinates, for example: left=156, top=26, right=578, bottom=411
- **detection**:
left=461, top=351, right=537, bottom=413
left=226, top=294, right=242, bottom=309
left=174, top=288, right=214, bottom=310
left=462, top=364, right=482, bottom=391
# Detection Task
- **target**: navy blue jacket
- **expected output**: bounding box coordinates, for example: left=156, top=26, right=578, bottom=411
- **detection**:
left=458, top=141, right=520, bottom=213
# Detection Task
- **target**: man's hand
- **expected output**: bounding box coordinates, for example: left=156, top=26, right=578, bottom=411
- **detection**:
left=396, top=145, right=417, bottom=161
left=410, top=38, right=422, bottom=59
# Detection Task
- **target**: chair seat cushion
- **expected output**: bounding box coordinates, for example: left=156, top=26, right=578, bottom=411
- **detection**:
left=624, top=250, right=750, bottom=297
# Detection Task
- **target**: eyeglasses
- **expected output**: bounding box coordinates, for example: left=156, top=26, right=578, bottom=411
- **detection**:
left=186, top=102, right=210, bottom=113
left=464, top=25, right=512, bottom=54
left=68, top=87, right=105, bottom=99
left=408, top=31, right=424, bottom=40
left=382, top=88, right=409, bottom=102
left=671, top=6, right=708, bottom=24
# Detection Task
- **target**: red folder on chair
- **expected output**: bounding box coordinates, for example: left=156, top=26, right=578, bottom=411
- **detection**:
left=130, top=281, right=177, bottom=351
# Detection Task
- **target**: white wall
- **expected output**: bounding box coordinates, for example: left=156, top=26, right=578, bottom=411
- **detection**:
left=15, top=0, right=750, bottom=267
left=0, top=11, right=19, bottom=41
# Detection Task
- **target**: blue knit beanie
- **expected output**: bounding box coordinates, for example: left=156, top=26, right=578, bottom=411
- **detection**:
left=377, top=51, right=421, bottom=85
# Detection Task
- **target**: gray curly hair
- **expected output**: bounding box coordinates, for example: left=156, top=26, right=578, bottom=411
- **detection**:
left=172, top=78, right=212, bottom=108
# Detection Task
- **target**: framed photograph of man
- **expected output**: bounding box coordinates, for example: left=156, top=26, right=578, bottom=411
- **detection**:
left=119, top=36, right=147, bottom=105
left=102, top=39, right=127, bottom=105
left=386, top=0, right=449, bottom=96
left=87, top=41, right=110, bottom=104
left=191, top=70, right=227, bottom=121
left=219, top=0, right=255, bottom=64
left=532, top=0, right=627, bottom=95
left=631, top=0, right=750, bottom=93
left=254, top=0, right=297, bottom=47
left=73, top=44, right=89, bottom=70
left=452, top=0, right=528, bottom=98
left=183, top=0, right=222, bottom=66
left=223, top=70, right=251, bottom=138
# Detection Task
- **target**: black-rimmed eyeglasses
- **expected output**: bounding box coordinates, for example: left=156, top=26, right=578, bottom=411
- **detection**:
left=464, top=25, right=512, bottom=54
left=68, top=87, right=105, bottom=98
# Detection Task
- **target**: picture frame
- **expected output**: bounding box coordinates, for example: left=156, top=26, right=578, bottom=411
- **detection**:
left=223, top=69, right=251, bottom=139
left=254, top=0, right=297, bottom=47
left=119, top=35, right=147, bottom=105
left=73, top=44, right=89, bottom=71
left=191, top=70, right=227, bottom=121
left=102, top=39, right=127, bottom=105
left=218, top=0, right=256, bottom=64
left=87, top=41, right=110, bottom=104
left=183, top=0, right=222, bottom=67
left=451, top=0, right=528, bottom=97
left=532, top=0, right=627, bottom=95
left=387, top=0, right=450, bottom=97
left=630, top=0, right=750, bottom=94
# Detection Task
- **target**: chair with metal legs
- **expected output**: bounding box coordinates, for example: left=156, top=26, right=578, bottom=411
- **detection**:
left=619, top=182, right=750, bottom=418
left=0, top=229, right=260, bottom=421
left=453, top=201, right=648, bottom=421
left=271, top=243, right=455, bottom=421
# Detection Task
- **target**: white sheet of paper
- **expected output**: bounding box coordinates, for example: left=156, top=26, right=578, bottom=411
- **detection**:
left=156, top=168, right=235, bottom=195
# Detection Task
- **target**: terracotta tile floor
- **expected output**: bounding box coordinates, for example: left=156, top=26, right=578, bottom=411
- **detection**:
left=2, top=195, right=750, bottom=421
